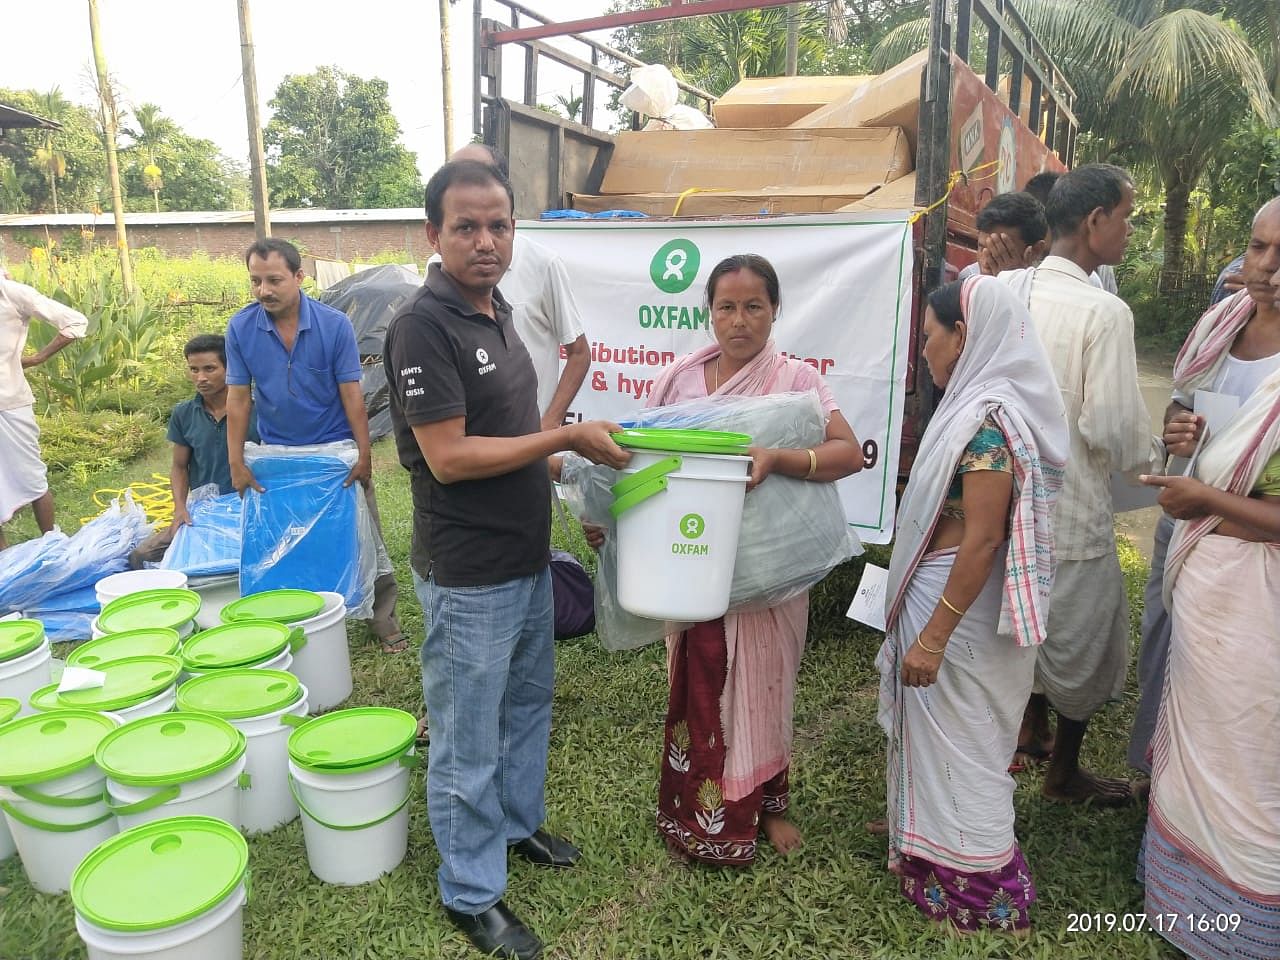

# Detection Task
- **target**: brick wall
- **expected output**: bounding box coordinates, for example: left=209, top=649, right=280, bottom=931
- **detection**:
left=0, top=218, right=428, bottom=263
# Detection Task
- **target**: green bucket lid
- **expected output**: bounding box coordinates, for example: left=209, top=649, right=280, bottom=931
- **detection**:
left=612, top=428, right=753, bottom=455
left=94, top=712, right=245, bottom=787
left=0, top=710, right=118, bottom=785
left=0, top=698, right=21, bottom=726
left=220, top=589, right=325, bottom=625
left=288, top=707, right=416, bottom=774
left=72, top=815, right=248, bottom=933
left=28, top=683, right=62, bottom=712
left=97, top=589, right=201, bottom=635
left=66, top=627, right=182, bottom=669
left=55, top=655, right=181, bottom=712
left=181, top=621, right=292, bottom=671
left=0, top=619, right=46, bottom=662
left=177, top=669, right=302, bottom=720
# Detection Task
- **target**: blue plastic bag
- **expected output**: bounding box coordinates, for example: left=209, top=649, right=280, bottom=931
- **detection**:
left=161, top=492, right=242, bottom=577
left=239, top=455, right=364, bottom=609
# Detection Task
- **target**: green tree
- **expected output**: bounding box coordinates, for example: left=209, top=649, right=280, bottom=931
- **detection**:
left=120, top=104, right=236, bottom=212
left=263, top=67, right=422, bottom=208
left=873, top=0, right=1278, bottom=284
left=0, top=87, right=106, bottom=213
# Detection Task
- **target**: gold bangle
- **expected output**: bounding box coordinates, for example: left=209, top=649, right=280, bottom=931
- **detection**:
left=940, top=594, right=966, bottom=617
left=916, top=636, right=946, bottom=655
left=805, top=447, right=818, bottom=479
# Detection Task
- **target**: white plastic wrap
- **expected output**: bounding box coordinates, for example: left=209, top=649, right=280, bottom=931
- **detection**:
left=621, top=63, right=714, bottom=131
left=562, top=392, right=862, bottom=651
left=241, top=440, right=392, bottom=620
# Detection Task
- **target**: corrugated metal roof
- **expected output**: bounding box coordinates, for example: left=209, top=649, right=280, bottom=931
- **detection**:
left=0, top=208, right=425, bottom=227
left=0, top=103, right=61, bottom=131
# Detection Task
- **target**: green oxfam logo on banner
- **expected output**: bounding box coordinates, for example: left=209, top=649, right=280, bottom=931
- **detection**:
left=650, top=239, right=701, bottom=294
left=678, top=513, right=706, bottom=540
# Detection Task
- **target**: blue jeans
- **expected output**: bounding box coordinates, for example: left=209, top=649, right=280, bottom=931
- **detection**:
left=414, top=568, right=554, bottom=913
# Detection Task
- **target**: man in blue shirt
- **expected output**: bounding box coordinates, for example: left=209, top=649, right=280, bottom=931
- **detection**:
left=225, top=238, right=404, bottom=652
left=128, top=333, right=259, bottom=568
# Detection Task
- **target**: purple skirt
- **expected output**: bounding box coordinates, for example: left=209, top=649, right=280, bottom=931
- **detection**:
left=898, top=846, right=1036, bottom=932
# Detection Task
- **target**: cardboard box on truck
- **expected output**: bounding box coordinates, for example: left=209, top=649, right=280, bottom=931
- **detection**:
left=712, top=75, right=871, bottom=127
left=791, top=50, right=928, bottom=153
left=570, top=180, right=883, bottom=217
left=598, top=126, right=913, bottom=195
left=838, top=172, right=919, bottom=212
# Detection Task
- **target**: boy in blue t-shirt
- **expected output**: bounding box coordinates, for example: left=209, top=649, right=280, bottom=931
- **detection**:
left=128, top=334, right=257, bottom=567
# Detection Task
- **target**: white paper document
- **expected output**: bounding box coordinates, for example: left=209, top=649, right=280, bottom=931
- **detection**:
left=56, top=666, right=106, bottom=693
left=845, top=562, right=889, bottom=632
left=1111, top=470, right=1160, bottom=513
left=1194, top=389, right=1241, bottom=436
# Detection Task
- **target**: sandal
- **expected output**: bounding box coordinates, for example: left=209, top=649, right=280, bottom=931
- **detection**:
left=380, top=636, right=409, bottom=654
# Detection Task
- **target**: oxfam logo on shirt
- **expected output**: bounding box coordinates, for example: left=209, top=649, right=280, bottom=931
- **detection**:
left=678, top=513, right=706, bottom=540
left=650, top=239, right=701, bottom=294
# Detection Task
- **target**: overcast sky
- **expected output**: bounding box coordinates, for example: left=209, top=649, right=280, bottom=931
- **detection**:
left=6, top=0, right=617, bottom=179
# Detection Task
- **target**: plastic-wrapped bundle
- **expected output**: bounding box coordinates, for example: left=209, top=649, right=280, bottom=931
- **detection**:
left=561, top=391, right=861, bottom=651
left=241, top=441, right=388, bottom=619
left=160, top=491, right=242, bottom=577
left=0, top=495, right=149, bottom=614
left=24, top=584, right=100, bottom=642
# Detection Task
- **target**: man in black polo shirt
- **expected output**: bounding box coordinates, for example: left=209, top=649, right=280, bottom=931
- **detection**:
left=384, top=159, right=628, bottom=960
left=129, top=333, right=259, bottom=567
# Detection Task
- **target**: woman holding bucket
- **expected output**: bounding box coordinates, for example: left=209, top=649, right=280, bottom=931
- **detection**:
left=879, top=277, right=1067, bottom=933
left=593, top=253, right=863, bottom=865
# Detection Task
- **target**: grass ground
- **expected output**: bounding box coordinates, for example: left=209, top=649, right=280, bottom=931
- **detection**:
left=0, top=438, right=1178, bottom=960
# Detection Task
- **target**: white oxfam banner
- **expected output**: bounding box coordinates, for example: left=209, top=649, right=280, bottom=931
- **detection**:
left=521, top=214, right=915, bottom=544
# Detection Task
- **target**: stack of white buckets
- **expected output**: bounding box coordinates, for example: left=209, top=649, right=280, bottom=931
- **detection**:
left=0, top=568, right=417, bottom=960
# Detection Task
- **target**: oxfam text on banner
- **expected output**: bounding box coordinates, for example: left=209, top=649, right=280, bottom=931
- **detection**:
left=523, top=214, right=914, bottom=544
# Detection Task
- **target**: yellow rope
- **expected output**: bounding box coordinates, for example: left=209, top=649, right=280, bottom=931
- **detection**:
left=906, top=159, right=1002, bottom=226
left=671, top=187, right=733, bottom=216
left=84, top=473, right=174, bottom=527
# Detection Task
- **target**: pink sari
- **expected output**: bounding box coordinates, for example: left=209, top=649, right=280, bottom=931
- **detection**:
left=649, top=340, right=836, bottom=864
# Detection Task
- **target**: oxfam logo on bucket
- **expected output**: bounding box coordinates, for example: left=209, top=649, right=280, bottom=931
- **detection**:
left=679, top=513, right=706, bottom=540
left=650, top=239, right=700, bottom=294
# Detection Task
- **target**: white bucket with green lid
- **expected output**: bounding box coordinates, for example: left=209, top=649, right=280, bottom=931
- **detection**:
left=56, top=655, right=183, bottom=722
left=67, top=628, right=182, bottom=670
left=0, top=698, right=20, bottom=862
left=609, top=428, right=753, bottom=621
left=96, top=712, right=248, bottom=832
left=0, top=709, right=121, bottom=893
left=222, top=590, right=351, bottom=713
left=95, top=569, right=189, bottom=609
left=180, top=620, right=303, bottom=678
left=286, top=707, right=416, bottom=884
left=95, top=589, right=201, bottom=641
left=177, top=669, right=309, bottom=834
left=72, top=815, right=249, bottom=960
left=189, top=575, right=241, bottom=631
left=0, top=619, right=53, bottom=718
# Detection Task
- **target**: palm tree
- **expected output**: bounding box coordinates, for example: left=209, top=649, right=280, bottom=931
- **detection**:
left=34, top=88, right=72, bottom=214
left=87, top=0, right=133, bottom=296
left=872, top=0, right=1278, bottom=284
left=126, top=103, right=176, bottom=212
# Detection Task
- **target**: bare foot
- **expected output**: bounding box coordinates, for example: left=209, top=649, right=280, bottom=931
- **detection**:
left=415, top=715, right=428, bottom=742
left=761, top=812, right=803, bottom=855
left=864, top=819, right=889, bottom=836
left=1043, top=768, right=1134, bottom=807
left=663, top=834, right=691, bottom=864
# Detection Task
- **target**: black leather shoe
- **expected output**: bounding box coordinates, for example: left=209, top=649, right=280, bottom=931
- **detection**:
left=510, top=828, right=581, bottom=868
left=444, top=900, right=543, bottom=960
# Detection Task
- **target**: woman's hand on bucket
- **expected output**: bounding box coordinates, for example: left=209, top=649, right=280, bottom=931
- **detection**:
left=566, top=421, right=632, bottom=469
left=581, top=521, right=606, bottom=551
left=746, top=447, right=779, bottom=491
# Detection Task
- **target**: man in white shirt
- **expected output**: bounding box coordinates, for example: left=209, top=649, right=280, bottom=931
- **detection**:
left=0, top=272, right=89, bottom=549
left=998, top=164, right=1152, bottom=805
left=451, top=144, right=591, bottom=429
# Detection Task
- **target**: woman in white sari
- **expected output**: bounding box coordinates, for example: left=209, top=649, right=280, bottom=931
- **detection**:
left=1137, top=309, right=1280, bottom=955
left=879, top=276, right=1068, bottom=932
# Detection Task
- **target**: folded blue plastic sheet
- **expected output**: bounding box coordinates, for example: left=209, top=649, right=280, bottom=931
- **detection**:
left=239, top=456, right=363, bottom=607
left=162, top=493, right=242, bottom=577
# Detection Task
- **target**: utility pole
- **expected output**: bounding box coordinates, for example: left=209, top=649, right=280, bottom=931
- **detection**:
left=785, top=3, right=800, bottom=76
left=87, top=0, right=133, bottom=297
left=440, top=0, right=455, bottom=157
left=237, top=0, right=271, bottom=240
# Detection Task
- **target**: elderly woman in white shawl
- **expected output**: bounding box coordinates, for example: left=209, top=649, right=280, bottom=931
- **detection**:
left=878, top=276, right=1068, bottom=933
